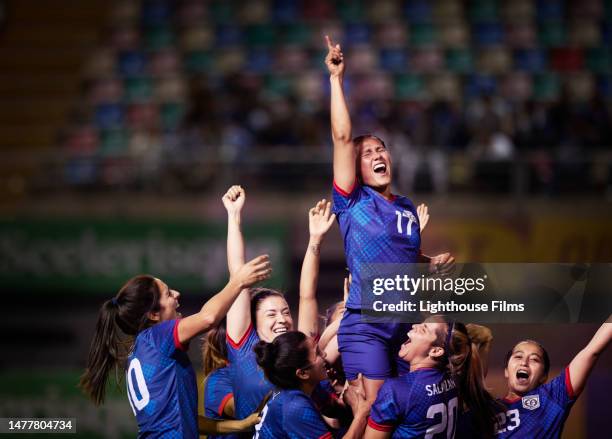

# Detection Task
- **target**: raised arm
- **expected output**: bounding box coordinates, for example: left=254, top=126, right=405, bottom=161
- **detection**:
left=326, top=35, right=356, bottom=192
left=568, top=318, right=612, bottom=397
left=222, top=185, right=252, bottom=342
left=177, top=254, right=271, bottom=344
left=298, top=199, right=336, bottom=336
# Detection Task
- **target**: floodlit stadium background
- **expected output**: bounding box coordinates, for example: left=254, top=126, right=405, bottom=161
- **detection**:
left=0, top=0, right=611, bottom=437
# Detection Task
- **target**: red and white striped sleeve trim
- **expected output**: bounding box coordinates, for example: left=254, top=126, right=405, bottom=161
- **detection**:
left=227, top=323, right=253, bottom=349
left=173, top=319, right=188, bottom=351
left=318, top=432, right=332, bottom=439
left=367, top=417, right=394, bottom=432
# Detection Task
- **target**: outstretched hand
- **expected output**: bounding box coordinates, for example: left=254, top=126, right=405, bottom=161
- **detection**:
left=234, top=254, right=271, bottom=289
left=325, top=35, right=345, bottom=77
left=417, top=203, right=429, bottom=233
left=309, top=199, right=336, bottom=240
left=429, top=252, right=455, bottom=276
left=222, top=185, right=245, bottom=215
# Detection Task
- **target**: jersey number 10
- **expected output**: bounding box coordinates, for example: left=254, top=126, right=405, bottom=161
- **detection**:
left=127, top=358, right=150, bottom=415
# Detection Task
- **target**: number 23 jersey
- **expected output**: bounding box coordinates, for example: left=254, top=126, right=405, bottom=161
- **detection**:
left=332, top=182, right=421, bottom=310
left=126, top=319, right=198, bottom=438
left=495, top=367, right=576, bottom=438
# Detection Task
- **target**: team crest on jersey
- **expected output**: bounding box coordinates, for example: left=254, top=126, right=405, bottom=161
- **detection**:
left=522, top=395, right=540, bottom=410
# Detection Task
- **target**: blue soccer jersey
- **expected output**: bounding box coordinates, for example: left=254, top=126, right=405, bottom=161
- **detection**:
left=226, top=325, right=274, bottom=421
left=126, top=319, right=198, bottom=438
left=369, top=368, right=459, bottom=438
left=204, top=366, right=238, bottom=439
left=332, top=181, right=421, bottom=310
left=254, top=389, right=333, bottom=439
left=495, top=368, right=576, bottom=438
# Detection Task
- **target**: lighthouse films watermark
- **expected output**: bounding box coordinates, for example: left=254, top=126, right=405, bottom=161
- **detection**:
left=359, top=263, right=612, bottom=324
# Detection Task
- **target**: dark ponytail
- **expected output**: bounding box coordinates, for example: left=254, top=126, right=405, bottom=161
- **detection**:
left=79, top=275, right=162, bottom=405
left=254, top=331, right=310, bottom=389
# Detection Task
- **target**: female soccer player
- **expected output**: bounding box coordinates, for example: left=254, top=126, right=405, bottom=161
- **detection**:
left=253, top=331, right=369, bottom=439
left=79, top=257, right=271, bottom=438
left=223, top=185, right=336, bottom=424
left=325, top=34, right=455, bottom=405
left=200, top=323, right=260, bottom=438
left=496, top=319, right=611, bottom=437
left=365, top=318, right=499, bottom=438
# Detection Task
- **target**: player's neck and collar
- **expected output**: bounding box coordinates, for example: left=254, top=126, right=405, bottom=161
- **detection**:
left=367, top=183, right=395, bottom=202
left=503, top=390, right=523, bottom=403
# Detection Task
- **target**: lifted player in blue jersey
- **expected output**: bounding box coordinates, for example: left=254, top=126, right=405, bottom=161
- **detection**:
left=222, top=185, right=336, bottom=428
left=325, top=34, right=456, bottom=408
left=79, top=257, right=271, bottom=438
left=495, top=319, right=612, bottom=438
left=364, top=317, right=499, bottom=438
left=253, top=331, right=369, bottom=439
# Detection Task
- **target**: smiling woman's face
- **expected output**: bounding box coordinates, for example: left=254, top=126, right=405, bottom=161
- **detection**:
left=255, top=295, right=293, bottom=343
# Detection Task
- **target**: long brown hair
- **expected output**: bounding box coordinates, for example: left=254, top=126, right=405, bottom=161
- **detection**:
left=433, top=320, right=499, bottom=438
left=202, top=321, right=228, bottom=376
left=79, top=275, right=161, bottom=405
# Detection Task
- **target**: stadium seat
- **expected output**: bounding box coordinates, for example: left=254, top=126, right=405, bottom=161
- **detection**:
left=99, top=128, right=129, bottom=156
left=514, top=48, right=548, bottom=72
left=536, top=0, right=564, bottom=22
left=468, top=0, right=499, bottom=23
left=144, top=25, right=175, bottom=50
left=141, top=0, right=173, bottom=27
left=376, top=21, right=408, bottom=48
left=586, top=47, right=612, bottom=73
left=215, top=24, right=244, bottom=47
left=379, top=48, right=409, bottom=72
left=411, top=47, right=443, bottom=72
left=532, top=73, right=560, bottom=101
left=184, top=50, right=212, bottom=73
left=94, top=104, right=124, bottom=130
left=538, top=21, right=566, bottom=46
left=438, top=22, right=470, bottom=48
left=124, top=77, right=154, bottom=102
left=272, top=0, right=299, bottom=23
left=245, top=24, right=277, bottom=47
left=500, top=72, right=533, bottom=101
left=246, top=48, right=273, bottom=73
left=395, top=74, right=426, bottom=100
left=464, top=74, right=498, bottom=97
left=118, top=50, right=148, bottom=77
left=550, top=47, right=584, bottom=71
left=344, top=23, right=372, bottom=45
left=473, top=22, right=504, bottom=45
left=409, top=23, right=437, bottom=46
left=505, top=22, right=537, bottom=48
left=446, top=48, right=474, bottom=73
left=477, top=47, right=511, bottom=73
left=160, top=102, right=186, bottom=130
left=367, top=0, right=400, bottom=23
left=403, top=0, right=432, bottom=24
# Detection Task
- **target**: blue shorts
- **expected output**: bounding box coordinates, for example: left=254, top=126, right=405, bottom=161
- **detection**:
left=338, top=308, right=412, bottom=381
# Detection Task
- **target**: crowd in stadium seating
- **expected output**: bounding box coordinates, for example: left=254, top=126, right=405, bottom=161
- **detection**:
left=61, top=0, right=612, bottom=193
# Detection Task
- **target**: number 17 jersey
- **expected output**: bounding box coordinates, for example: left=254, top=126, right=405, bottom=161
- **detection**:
left=332, top=182, right=421, bottom=310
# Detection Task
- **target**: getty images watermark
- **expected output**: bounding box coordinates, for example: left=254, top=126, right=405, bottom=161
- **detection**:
left=359, top=263, right=612, bottom=323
